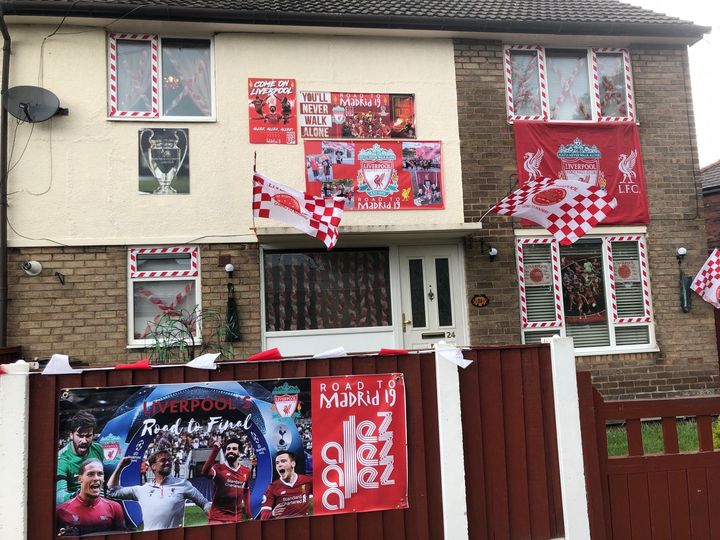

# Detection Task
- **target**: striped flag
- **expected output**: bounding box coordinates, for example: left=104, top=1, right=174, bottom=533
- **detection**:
left=691, top=249, right=720, bottom=309
left=253, top=173, right=345, bottom=250
left=491, top=178, right=617, bottom=245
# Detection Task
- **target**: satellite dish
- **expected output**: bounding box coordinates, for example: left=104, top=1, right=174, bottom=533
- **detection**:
left=3, top=85, right=64, bottom=122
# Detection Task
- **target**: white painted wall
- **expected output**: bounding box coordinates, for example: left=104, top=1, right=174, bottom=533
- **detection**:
left=0, top=362, right=30, bottom=540
left=4, top=24, right=463, bottom=247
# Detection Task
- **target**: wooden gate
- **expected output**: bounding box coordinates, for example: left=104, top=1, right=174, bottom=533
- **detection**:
left=578, top=371, right=720, bottom=540
left=459, top=345, right=565, bottom=540
left=28, top=353, right=444, bottom=540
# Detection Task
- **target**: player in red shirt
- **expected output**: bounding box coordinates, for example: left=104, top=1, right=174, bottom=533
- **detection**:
left=200, top=437, right=252, bottom=523
left=56, top=458, right=125, bottom=536
left=259, top=450, right=312, bottom=520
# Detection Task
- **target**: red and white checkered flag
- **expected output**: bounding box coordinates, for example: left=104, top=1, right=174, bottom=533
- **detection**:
left=491, top=178, right=617, bottom=245
left=691, top=249, right=720, bottom=308
left=253, top=172, right=345, bottom=249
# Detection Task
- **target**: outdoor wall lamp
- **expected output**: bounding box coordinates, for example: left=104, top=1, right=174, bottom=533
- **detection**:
left=224, top=263, right=235, bottom=279
left=488, top=247, right=498, bottom=262
left=677, top=247, right=692, bottom=313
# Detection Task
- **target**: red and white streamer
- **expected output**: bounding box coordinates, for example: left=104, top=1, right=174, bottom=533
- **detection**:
left=606, top=235, right=652, bottom=323
left=516, top=238, right=563, bottom=329
left=108, top=33, right=159, bottom=118
left=504, top=45, right=547, bottom=122
left=129, top=247, right=198, bottom=278
left=592, top=48, right=635, bottom=122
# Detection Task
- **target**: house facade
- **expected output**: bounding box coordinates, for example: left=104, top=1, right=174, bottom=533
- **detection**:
left=0, top=0, right=716, bottom=398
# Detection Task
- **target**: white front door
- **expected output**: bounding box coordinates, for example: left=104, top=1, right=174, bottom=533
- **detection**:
left=399, top=245, right=466, bottom=349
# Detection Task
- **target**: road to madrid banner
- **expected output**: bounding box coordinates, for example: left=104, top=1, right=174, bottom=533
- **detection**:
left=248, top=78, right=298, bottom=144
left=514, top=122, right=649, bottom=225
left=55, top=374, right=407, bottom=536
left=298, top=91, right=416, bottom=139
left=304, top=140, right=443, bottom=211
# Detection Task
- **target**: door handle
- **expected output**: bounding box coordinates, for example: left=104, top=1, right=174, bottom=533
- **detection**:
left=402, top=313, right=412, bottom=333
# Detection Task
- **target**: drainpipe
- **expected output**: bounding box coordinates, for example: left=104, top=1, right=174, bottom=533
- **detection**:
left=0, top=10, right=9, bottom=346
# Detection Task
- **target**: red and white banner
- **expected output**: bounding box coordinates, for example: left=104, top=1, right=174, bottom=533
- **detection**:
left=304, top=140, right=444, bottom=211
left=248, top=78, right=297, bottom=144
left=311, top=374, right=408, bottom=514
left=298, top=91, right=416, bottom=139
left=253, top=173, right=345, bottom=249
left=692, top=249, right=720, bottom=309
left=492, top=178, right=617, bottom=245
left=514, top=122, right=648, bottom=225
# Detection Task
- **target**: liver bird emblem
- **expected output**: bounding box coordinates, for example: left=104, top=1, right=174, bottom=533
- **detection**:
left=523, top=148, right=544, bottom=180
left=618, top=149, right=637, bottom=184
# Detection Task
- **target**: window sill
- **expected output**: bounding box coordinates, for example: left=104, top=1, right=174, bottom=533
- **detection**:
left=108, top=116, right=216, bottom=123
left=574, top=345, right=659, bottom=357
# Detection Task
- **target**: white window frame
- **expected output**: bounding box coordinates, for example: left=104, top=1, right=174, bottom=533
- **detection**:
left=127, top=246, right=202, bottom=347
left=504, top=45, right=636, bottom=123
left=516, top=234, right=656, bottom=355
left=108, top=33, right=216, bottom=121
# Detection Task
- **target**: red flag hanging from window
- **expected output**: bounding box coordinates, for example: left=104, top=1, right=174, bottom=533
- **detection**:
left=513, top=122, right=648, bottom=225
left=491, top=177, right=617, bottom=245
left=691, top=249, right=720, bottom=309
left=253, top=172, right=345, bottom=249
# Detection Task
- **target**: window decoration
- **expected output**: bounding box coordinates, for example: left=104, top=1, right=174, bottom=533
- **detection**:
left=128, top=247, right=201, bottom=343
left=263, top=249, right=392, bottom=332
left=516, top=236, right=653, bottom=350
left=108, top=34, right=212, bottom=119
left=504, top=45, right=635, bottom=123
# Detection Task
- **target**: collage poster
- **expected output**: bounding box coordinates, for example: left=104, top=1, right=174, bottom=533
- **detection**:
left=248, top=78, right=298, bottom=144
left=304, top=140, right=444, bottom=211
left=298, top=92, right=416, bottom=139
left=55, top=374, right=408, bottom=536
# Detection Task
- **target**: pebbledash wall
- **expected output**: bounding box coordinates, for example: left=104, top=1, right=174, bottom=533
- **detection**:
left=455, top=39, right=719, bottom=399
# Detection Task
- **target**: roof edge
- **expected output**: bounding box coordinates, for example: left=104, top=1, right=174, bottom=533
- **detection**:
left=0, top=1, right=711, bottom=43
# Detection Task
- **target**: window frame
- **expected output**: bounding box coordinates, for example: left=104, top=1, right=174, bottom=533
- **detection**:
left=127, top=246, right=202, bottom=347
left=516, top=234, right=656, bottom=355
left=504, top=45, right=636, bottom=123
left=108, top=33, right=216, bottom=121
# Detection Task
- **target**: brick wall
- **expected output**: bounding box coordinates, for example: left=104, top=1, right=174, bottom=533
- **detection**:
left=454, top=39, right=719, bottom=398
left=7, top=244, right=262, bottom=366
left=455, top=39, right=522, bottom=345
left=703, top=191, right=720, bottom=249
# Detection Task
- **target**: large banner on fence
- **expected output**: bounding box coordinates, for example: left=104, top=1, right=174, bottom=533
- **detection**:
left=55, top=374, right=407, bottom=536
left=304, top=140, right=444, bottom=211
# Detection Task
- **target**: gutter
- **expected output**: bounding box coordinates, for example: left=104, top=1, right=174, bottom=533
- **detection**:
left=0, top=1, right=711, bottom=44
left=0, top=8, right=8, bottom=347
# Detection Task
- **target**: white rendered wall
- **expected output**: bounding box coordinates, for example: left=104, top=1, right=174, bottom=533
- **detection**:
left=4, top=24, right=463, bottom=247
left=0, top=362, right=30, bottom=540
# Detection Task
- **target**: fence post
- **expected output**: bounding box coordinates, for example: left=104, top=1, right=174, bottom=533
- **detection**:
left=0, top=361, right=30, bottom=540
left=543, top=336, right=591, bottom=539
left=434, top=350, right=469, bottom=540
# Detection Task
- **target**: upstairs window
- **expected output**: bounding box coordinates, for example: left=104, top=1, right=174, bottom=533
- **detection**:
left=516, top=235, right=654, bottom=353
left=504, top=46, right=635, bottom=123
left=108, top=34, right=213, bottom=119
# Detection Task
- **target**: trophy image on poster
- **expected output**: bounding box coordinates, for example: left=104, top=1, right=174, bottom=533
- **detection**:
left=138, top=128, right=189, bottom=194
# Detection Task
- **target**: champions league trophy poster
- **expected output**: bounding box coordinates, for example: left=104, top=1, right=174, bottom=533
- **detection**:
left=55, top=374, right=408, bottom=536
left=138, top=128, right=190, bottom=194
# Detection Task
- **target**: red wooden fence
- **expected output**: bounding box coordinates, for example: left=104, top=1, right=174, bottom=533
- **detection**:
left=578, top=371, right=720, bottom=540
left=29, top=353, right=444, bottom=540
left=459, top=345, right=564, bottom=540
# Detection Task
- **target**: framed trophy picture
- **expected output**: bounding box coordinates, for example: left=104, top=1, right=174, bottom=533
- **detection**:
left=138, top=128, right=190, bottom=194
